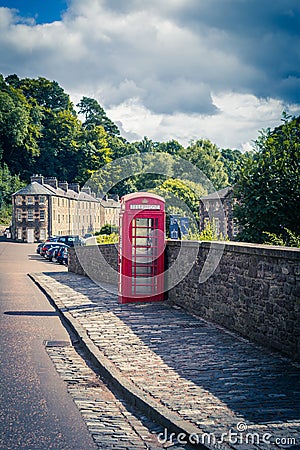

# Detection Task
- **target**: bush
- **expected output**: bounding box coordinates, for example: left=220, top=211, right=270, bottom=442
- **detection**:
left=263, top=228, right=300, bottom=248
left=0, top=205, right=12, bottom=226
left=97, top=224, right=119, bottom=235
left=96, top=232, right=118, bottom=244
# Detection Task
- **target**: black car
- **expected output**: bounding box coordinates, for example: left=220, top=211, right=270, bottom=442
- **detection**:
left=56, top=246, right=69, bottom=265
left=51, top=244, right=69, bottom=262
left=56, top=235, right=84, bottom=247
left=40, top=242, right=64, bottom=257
left=36, top=242, right=44, bottom=254
left=46, top=243, right=69, bottom=261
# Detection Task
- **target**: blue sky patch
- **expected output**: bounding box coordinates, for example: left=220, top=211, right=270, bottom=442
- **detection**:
left=2, top=0, right=67, bottom=24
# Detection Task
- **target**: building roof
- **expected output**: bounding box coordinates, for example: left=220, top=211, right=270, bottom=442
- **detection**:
left=13, top=182, right=54, bottom=196
left=43, top=183, right=84, bottom=200
left=200, top=186, right=232, bottom=201
left=13, top=181, right=100, bottom=202
left=100, top=198, right=121, bottom=208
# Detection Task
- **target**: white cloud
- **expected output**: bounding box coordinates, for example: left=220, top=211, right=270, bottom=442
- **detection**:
left=105, top=93, right=300, bottom=150
left=0, top=0, right=299, bottom=150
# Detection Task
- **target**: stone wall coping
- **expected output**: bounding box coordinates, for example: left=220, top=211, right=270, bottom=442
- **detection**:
left=70, top=243, right=118, bottom=250
left=166, top=239, right=300, bottom=260
left=71, top=240, right=300, bottom=260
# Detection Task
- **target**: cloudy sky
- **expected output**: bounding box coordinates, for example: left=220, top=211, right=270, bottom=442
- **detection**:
left=0, top=0, right=300, bottom=150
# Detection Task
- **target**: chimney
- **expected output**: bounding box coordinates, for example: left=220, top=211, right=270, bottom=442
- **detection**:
left=30, top=174, right=44, bottom=185
left=81, top=187, right=91, bottom=196
left=44, top=177, right=58, bottom=189
left=58, top=181, right=68, bottom=191
left=69, top=183, right=80, bottom=193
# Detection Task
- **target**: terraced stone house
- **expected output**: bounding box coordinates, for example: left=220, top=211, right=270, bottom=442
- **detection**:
left=11, top=175, right=120, bottom=243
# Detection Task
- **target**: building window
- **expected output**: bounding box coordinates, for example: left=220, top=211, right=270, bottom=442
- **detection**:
left=17, top=210, right=22, bottom=221
left=232, top=220, right=239, bottom=237
left=58, top=198, right=60, bottom=207
left=39, top=196, right=45, bottom=204
left=40, top=210, right=45, bottom=221
left=27, top=210, right=33, bottom=221
left=16, top=196, right=22, bottom=205
left=58, top=214, right=60, bottom=224
left=27, top=196, right=34, bottom=205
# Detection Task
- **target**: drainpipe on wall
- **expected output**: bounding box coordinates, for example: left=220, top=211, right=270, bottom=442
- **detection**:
left=48, top=195, right=52, bottom=238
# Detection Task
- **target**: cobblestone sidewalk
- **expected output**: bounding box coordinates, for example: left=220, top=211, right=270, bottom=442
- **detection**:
left=46, top=341, right=184, bottom=449
left=31, top=272, right=300, bottom=450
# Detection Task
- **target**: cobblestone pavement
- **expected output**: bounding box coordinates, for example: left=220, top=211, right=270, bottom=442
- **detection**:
left=32, top=272, right=300, bottom=450
left=46, top=341, right=191, bottom=449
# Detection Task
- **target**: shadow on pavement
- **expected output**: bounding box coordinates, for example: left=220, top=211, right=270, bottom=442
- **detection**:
left=4, top=311, right=58, bottom=316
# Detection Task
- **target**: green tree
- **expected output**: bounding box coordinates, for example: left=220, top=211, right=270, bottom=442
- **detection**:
left=179, top=139, right=229, bottom=190
left=2, top=74, right=81, bottom=180
left=0, top=76, right=41, bottom=177
left=7, top=75, right=74, bottom=112
left=135, top=136, right=154, bottom=153
left=221, top=148, right=251, bottom=184
left=77, top=97, right=120, bottom=136
left=133, top=151, right=174, bottom=192
left=0, top=163, right=25, bottom=224
left=234, top=114, right=300, bottom=243
left=154, top=178, right=204, bottom=223
left=35, top=109, right=85, bottom=181
left=154, top=139, right=184, bottom=155
left=78, top=125, right=111, bottom=181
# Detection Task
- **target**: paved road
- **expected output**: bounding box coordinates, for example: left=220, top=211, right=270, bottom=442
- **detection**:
left=0, top=239, right=97, bottom=450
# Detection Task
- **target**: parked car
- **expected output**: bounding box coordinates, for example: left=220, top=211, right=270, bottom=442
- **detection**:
left=48, top=236, right=60, bottom=242
left=62, top=247, right=69, bottom=265
left=56, top=235, right=84, bottom=247
left=56, top=246, right=69, bottom=265
left=45, top=243, right=69, bottom=261
left=36, top=242, right=44, bottom=254
left=51, top=244, right=69, bottom=262
left=4, top=227, right=11, bottom=238
left=40, top=242, right=64, bottom=257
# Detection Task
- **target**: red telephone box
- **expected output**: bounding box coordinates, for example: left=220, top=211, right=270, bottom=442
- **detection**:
left=118, top=192, right=165, bottom=304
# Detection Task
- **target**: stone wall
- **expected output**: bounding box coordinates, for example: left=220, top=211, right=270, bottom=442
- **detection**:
left=69, top=241, right=300, bottom=360
left=68, top=244, right=118, bottom=286
left=166, top=241, right=300, bottom=361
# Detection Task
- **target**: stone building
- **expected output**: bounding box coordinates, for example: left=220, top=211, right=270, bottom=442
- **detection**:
left=99, top=196, right=120, bottom=228
left=199, top=187, right=238, bottom=240
left=11, top=175, right=120, bottom=243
